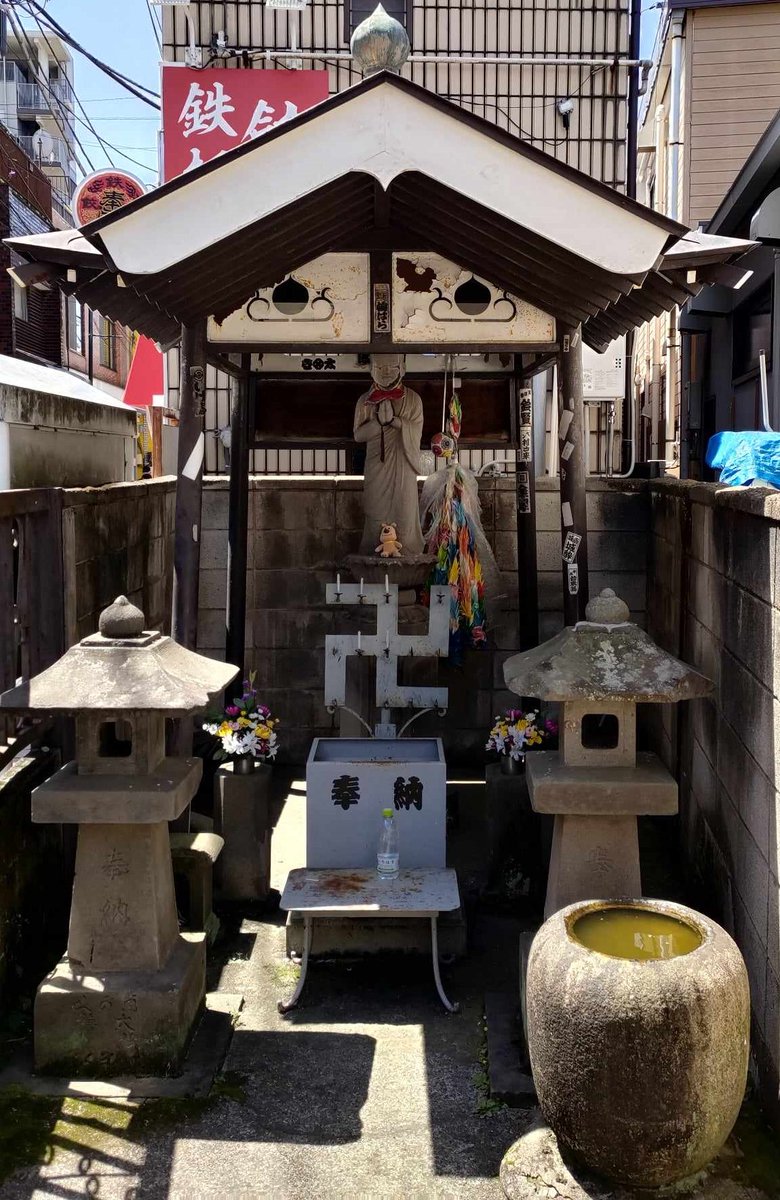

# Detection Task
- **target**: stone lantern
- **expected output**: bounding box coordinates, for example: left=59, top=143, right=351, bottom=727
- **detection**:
left=503, top=589, right=713, bottom=919
left=0, top=596, right=238, bottom=1077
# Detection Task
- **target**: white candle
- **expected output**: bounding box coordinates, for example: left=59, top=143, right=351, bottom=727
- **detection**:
left=336, top=573, right=341, bottom=592
left=357, top=631, right=362, bottom=651
left=360, top=577, right=364, bottom=594
left=385, top=630, right=390, bottom=649
left=385, top=574, right=389, bottom=594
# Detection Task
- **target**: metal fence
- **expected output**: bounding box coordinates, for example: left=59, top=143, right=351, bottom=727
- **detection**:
left=164, top=0, right=630, bottom=188
left=0, top=489, right=64, bottom=766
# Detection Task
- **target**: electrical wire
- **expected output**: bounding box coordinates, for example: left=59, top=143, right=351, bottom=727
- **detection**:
left=12, top=5, right=158, bottom=179
left=145, top=0, right=162, bottom=53
left=4, top=3, right=96, bottom=174
left=13, top=0, right=161, bottom=109
left=21, top=0, right=161, bottom=99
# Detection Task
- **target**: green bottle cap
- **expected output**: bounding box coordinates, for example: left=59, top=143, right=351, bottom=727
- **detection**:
left=382, top=808, right=393, bottom=818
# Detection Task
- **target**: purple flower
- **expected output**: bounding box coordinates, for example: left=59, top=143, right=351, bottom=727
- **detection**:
left=258, top=704, right=270, bottom=718
left=507, top=709, right=522, bottom=721
left=225, top=705, right=240, bottom=718
left=545, top=719, right=559, bottom=734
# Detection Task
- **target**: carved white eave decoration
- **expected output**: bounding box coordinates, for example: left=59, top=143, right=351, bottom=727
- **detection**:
left=391, top=253, right=556, bottom=344
left=207, top=253, right=370, bottom=344
left=93, top=82, right=674, bottom=280
left=208, top=250, right=557, bottom=346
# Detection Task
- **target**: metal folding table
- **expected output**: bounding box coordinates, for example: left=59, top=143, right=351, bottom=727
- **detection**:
left=279, top=867, right=461, bottom=1014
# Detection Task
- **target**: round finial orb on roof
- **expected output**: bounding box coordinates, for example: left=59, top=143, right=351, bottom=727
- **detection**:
left=584, top=587, right=630, bottom=625
left=350, top=3, right=411, bottom=75
left=98, top=595, right=145, bottom=639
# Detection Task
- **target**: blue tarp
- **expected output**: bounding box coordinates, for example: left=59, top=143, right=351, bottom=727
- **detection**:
left=706, top=431, right=780, bottom=487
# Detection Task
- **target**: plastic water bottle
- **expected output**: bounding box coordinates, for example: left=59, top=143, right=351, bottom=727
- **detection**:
left=377, top=807, right=399, bottom=879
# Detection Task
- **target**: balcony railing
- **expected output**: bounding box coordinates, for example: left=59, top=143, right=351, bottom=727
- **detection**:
left=16, top=79, right=68, bottom=112
left=51, top=189, right=72, bottom=223
left=18, top=132, right=71, bottom=168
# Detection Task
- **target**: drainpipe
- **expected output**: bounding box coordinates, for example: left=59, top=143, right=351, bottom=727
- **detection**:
left=664, top=14, right=684, bottom=468
left=667, top=14, right=684, bottom=222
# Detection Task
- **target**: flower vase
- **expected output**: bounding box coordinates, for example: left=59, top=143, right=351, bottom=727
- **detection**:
left=215, top=760, right=274, bottom=902
left=500, top=754, right=523, bottom=776
left=233, top=755, right=256, bottom=776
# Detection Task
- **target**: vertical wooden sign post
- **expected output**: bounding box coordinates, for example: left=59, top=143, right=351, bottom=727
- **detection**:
left=172, top=320, right=208, bottom=651
left=558, top=323, right=589, bottom=625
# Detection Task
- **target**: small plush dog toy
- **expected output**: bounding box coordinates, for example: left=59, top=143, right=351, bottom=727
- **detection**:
left=375, top=522, right=403, bottom=557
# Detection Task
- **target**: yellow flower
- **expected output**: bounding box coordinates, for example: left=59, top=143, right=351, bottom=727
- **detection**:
left=217, top=722, right=231, bottom=737
left=257, top=726, right=271, bottom=740
left=237, top=717, right=251, bottom=728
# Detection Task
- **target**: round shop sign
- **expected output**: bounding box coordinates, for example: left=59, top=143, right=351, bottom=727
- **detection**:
left=72, top=169, right=146, bottom=225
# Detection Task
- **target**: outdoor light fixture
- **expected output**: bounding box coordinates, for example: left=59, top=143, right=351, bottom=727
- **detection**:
left=556, top=97, right=575, bottom=131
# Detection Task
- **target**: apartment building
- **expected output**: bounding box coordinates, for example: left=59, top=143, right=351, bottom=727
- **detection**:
left=0, top=22, right=78, bottom=226
left=634, top=0, right=780, bottom=472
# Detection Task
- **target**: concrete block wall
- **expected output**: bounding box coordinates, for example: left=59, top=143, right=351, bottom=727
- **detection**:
left=61, top=478, right=176, bottom=644
left=647, top=478, right=780, bottom=1129
left=199, top=475, right=648, bottom=764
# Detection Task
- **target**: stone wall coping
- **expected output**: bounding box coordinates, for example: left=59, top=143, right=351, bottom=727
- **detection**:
left=61, top=477, right=177, bottom=507
left=202, top=474, right=644, bottom=494
left=649, top=477, right=780, bottom=522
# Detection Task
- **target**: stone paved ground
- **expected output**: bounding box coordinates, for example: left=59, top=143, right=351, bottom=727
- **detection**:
left=5, top=782, right=779, bottom=1199
left=3, top=777, right=531, bottom=1198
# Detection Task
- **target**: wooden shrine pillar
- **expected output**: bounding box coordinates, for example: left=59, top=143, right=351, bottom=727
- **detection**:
left=557, top=323, right=589, bottom=625
left=172, top=319, right=208, bottom=651
left=515, top=376, right=539, bottom=650
left=225, top=357, right=251, bottom=674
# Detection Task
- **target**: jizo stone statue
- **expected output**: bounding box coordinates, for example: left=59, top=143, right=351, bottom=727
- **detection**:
left=354, top=353, right=424, bottom=555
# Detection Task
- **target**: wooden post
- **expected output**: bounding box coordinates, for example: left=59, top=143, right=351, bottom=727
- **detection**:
left=171, top=320, right=207, bottom=650
left=515, top=378, right=539, bottom=650
left=225, top=357, right=251, bottom=673
left=150, top=406, right=163, bottom=478
left=558, top=322, right=589, bottom=624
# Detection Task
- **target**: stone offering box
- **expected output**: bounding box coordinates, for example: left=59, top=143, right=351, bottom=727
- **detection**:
left=306, top=737, right=446, bottom=868
left=504, top=588, right=713, bottom=917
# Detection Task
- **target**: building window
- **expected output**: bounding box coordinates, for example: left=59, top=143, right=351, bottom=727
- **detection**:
left=99, top=314, right=115, bottom=370
left=67, top=294, right=82, bottom=353
left=346, top=0, right=406, bottom=36
left=733, top=283, right=772, bottom=379
left=13, top=282, right=27, bottom=321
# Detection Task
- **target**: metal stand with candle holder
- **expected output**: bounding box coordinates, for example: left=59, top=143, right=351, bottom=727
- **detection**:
left=282, top=573, right=468, bottom=967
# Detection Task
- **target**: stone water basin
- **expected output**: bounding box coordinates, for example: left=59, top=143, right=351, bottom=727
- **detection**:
left=306, top=737, right=446, bottom=868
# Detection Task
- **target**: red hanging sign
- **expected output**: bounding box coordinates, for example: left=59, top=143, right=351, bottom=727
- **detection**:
left=161, top=66, right=329, bottom=182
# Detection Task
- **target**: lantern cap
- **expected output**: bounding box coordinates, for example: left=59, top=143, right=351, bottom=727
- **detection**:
left=584, top=587, right=630, bottom=625
left=0, top=596, right=239, bottom=716
left=503, top=590, right=714, bottom=703
left=99, top=594, right=145, bottom=639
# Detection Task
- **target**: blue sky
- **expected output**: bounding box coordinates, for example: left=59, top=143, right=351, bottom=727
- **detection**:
left=20, top=0, right=161, bottom=187
left=22, top=1, right=664, bottom=191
